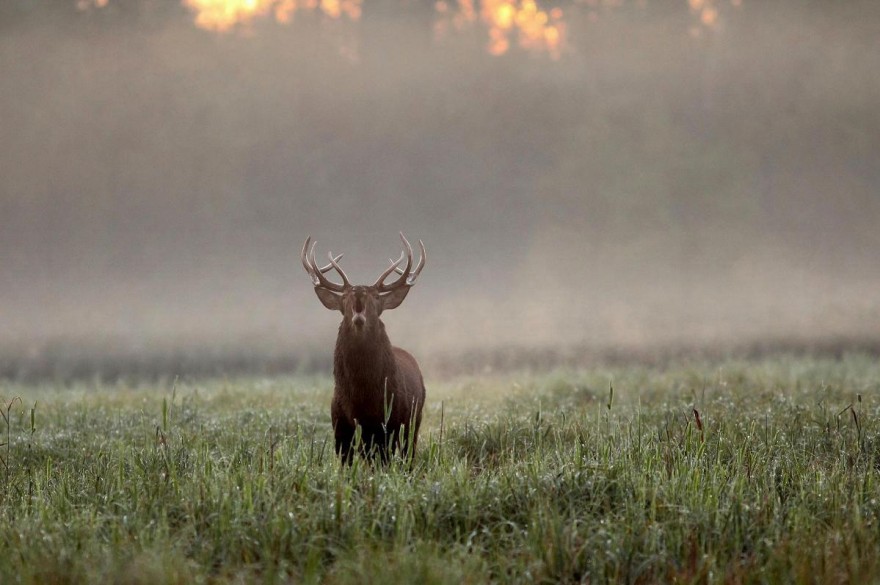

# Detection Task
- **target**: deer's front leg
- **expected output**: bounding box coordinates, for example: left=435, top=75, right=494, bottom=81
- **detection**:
left=332, top=400, right=355, bottom=465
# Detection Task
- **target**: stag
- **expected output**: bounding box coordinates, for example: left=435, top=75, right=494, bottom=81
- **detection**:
left=301, top=233, right=427, bottom=463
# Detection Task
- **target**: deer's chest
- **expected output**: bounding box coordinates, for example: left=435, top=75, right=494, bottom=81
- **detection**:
left=335, top=373, right=398, bottom=425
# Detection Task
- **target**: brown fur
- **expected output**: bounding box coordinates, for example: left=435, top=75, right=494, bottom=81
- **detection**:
left=327, top=286, right=426, bottom=463
left=302, top=235, right=427, bottom=464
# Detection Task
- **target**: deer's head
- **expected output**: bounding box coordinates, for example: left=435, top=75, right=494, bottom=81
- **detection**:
left=301, top=233, right=426, bottom=334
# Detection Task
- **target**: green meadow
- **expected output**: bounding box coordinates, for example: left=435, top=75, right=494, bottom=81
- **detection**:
left=2, top=354, right=879, bottom=583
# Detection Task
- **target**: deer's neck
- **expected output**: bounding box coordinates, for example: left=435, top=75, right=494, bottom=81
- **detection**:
left=334, top=320, right=397, bottom=394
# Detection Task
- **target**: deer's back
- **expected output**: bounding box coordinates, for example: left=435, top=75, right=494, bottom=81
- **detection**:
left=391, top=347, right=425, bottom=418
left=393, top=347, right=423, bottom=387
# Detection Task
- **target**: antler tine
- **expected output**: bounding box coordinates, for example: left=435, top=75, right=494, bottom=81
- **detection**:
left=318, top=253, right=343, bottom=274
left=309, top=241, right=347, bottom=292
left=303, top=238, right=344, bottom=275
left=407, top=239, right=427, bottom=285
left=327, top=251, right=351, bottom=287
left=401, top=231, right=414, bottom=268
left=376, top=232, right=421, bottom=292
left=389, top=257, right=405, bottom=275
left=301, top=236, right=319, bottom=284
left=387, top=242, right=425, bottom=280
left=373, top=251, right=405, bottom=287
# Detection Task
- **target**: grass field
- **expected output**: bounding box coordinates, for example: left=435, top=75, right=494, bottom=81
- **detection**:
left=1, top=354, right=879, bottom=583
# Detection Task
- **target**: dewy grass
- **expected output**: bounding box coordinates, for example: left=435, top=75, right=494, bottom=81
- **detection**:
left=1, top=354, right=879, bottom=583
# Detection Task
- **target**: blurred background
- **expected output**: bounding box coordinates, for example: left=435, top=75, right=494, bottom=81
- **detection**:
left=1, top=0, right=879, bottom=379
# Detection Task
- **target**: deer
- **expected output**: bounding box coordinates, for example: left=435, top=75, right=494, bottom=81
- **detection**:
left=301, top=233, right=427, bottom=464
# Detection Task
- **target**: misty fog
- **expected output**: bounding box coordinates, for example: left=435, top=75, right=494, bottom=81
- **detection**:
left=1, top=1, right=879, bottom=377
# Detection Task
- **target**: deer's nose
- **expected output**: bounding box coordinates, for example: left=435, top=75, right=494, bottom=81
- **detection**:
left=352, top=312, right=366, bottom=327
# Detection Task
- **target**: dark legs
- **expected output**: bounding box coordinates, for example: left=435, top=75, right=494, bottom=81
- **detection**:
left=332, top=397, right=423, bottom=465
left=332, top=420, right=419, bottom=465
left=331, top=399, right=355, bottom=465
left=333, top=420, right=355, bottom=465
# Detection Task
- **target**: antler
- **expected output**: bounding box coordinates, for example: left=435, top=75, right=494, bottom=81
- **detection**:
left=301, top=236, right=351, bottom=292
left=373, top=232, right=426, bottom=291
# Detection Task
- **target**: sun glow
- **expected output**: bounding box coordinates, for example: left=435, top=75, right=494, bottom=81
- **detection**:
left=436, top=0, right=567, bottom=58
left=180, top=0, right=362, bottom=32
left=686, top=0, right=740, bottom=36
left=75, top=0, right=108, bottom=8
left=75, top=0, right=743, bottom=55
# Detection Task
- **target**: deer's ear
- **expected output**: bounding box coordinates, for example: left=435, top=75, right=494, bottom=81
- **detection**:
left=379, top=286, right=410, bottom=312
left=314, top=288, right=343, bottom=311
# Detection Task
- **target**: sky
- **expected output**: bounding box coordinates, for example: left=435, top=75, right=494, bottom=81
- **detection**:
left=1, top=0, right=878, bottom=375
